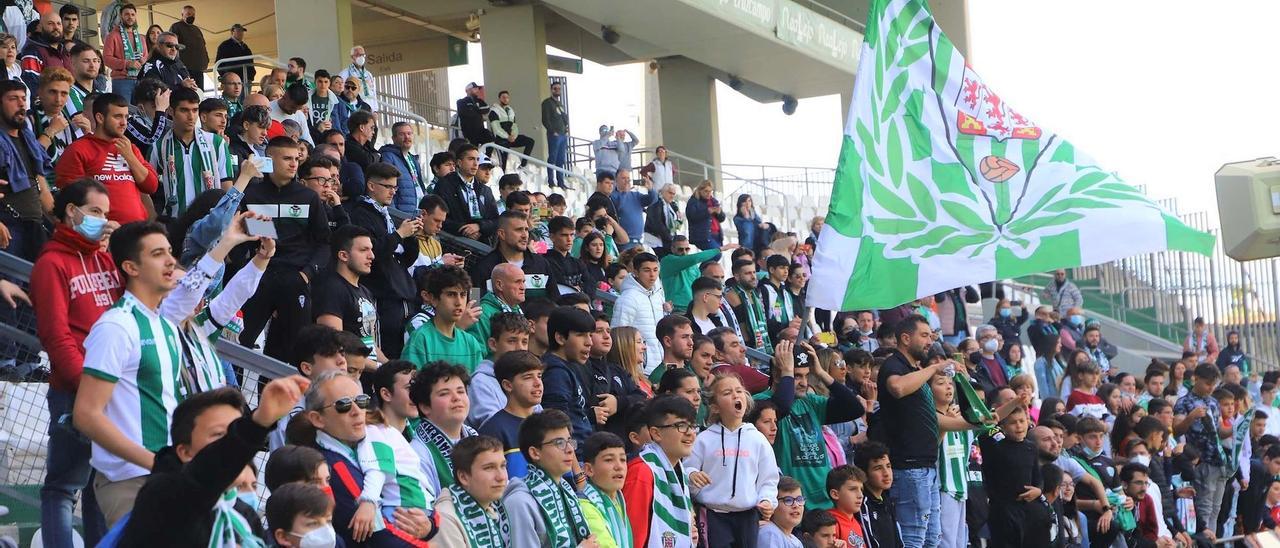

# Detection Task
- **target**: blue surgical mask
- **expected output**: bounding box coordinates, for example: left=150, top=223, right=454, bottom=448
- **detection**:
left=1070, top=314, right=1085, bottom=327
left=75, top=209, right=108, bottom=241
left=237, top=491, right=259, bottom=511
left=1082, top=444, right=1103, bottom=459
left=999, top=308, right=1011, bottom=318
left=982, top=338, right=999, bottom=354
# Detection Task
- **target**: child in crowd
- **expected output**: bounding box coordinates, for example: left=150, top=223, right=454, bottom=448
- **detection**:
left=1070, top=417, right=1121, bottom=547
left=854, top=441, right=899, bottom=547
left=623, top=396, right=699, bottom=548
left=799, top=510, right=840, bottom=548
left=978, top=405, right=1045, bottom=547
left=688, top=373, right=780, bottom=548
left=477, top=350, right=544, bottom=480
left=403, top=265, right=486, bottom=370
left=578, top=432, right=632, bottom=548
left=265, top=483, right=337, bottom=548
left=1066, top=359, right=1106, bottom=418
left=825, top=465, right=868, bottom=548
left=932, top=370, right=976, bottom=548
left=468, top=312, right=534, bottom=427
left=759, top=476, right=805, bottom=547
left=355, top=361, right=433, bottom=534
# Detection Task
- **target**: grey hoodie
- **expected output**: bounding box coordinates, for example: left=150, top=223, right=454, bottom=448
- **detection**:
left=501, top=476, right=550, bottom=547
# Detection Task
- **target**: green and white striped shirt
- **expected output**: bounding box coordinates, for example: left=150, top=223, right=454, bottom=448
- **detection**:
left=153, top=128, right=234, bottom=217
left=360, top=423, right=435, bottom=511
left=82, top=291, right=184, bottom=481
left=938, top=429, right=976, bottom=500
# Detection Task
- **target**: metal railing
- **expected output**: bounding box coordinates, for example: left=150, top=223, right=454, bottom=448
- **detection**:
left=479, top=142, right=592, bottom=191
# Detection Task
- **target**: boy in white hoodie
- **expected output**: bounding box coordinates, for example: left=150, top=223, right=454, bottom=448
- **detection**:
left=687, top=373, right=780, bottom=548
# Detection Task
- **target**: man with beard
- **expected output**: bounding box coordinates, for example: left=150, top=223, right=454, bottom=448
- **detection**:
left=726, top=259, right=772, bottom=353
left=55, top=93, right=158, bottom=225
left=139, top=32, right=197, bottom=92
left=0, top=79, right=52, bottom=261
left=313, top=225, right=383, bottom=363
left=102, top=3, right=146, bottom=103
left=1032, top=424, right=1114, bottom=531
left=871, top=314, right=947, bottom=548
left=20, top=11, right=70, bottom=94
left=67, top=45, right=106, bottom=124
left=469, top=211, right=558, bottom=301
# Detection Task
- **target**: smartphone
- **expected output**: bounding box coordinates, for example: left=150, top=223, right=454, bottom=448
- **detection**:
left=817, top=331, right=837, bottom=345
left=952, top=352, right=966, bottom=363
left=252, top=155, right=273, bottom=174
left=245, top=217, right=278, bottom=239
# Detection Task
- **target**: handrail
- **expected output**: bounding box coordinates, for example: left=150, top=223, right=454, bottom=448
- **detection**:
left=214, top=339, right=298, bottom=379
left=478, top=142, right=592, bottom=189
left=211, top=54, right=287, bottom=76
left=378, top=91, right=457, bottom=120
left=0, top=250, right=32, bottom=280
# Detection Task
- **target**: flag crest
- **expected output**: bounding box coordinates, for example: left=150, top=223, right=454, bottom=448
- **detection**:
left=809, top=0, right=1214, bottom=311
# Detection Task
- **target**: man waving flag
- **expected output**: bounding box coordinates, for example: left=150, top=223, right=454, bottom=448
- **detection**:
left=808, top=0, right=1215, bottom=311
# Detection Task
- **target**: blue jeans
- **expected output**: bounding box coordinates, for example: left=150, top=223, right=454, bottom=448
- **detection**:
left=546, top=132, right=568, bottom=185
left=111, top=79, right=137, bottom=104
left=40, top=388, right=106, bottom=548
left=890, top=467, right=941, bottom=548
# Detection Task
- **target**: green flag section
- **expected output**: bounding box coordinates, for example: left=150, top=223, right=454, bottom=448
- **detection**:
left=808, top=0, right=1215, bottom=311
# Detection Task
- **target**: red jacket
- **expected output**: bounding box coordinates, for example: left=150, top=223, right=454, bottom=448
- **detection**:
left=29, top=225, right=123, bottom=392
left=623, top=456, right=655, bottom=548
left=55, top=134, right=158, bottom=225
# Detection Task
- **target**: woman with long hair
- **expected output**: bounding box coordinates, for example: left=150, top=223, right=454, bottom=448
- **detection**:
left=578, top=230, right=611, bottom=301
left=1033, top=335, right=1067, bottom=401
left=0, top=34, right=24, bottom=108
left=733, top=194, right=765, bottom=253
left=608, top=326, right=652, bottom=397
left=145, top=24, right=163, bottom=51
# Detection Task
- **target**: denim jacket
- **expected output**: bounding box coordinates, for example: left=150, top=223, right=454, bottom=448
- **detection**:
left=0, top=122, right=50, bottom=192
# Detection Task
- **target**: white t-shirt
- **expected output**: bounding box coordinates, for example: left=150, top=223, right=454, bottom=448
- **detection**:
left=269, top=100, right=314, bottom=145
left=82, top=291, right=183, bottom=481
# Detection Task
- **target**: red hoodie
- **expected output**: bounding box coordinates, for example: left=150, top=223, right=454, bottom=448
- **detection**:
left=54, top=134, right=158, bottom=225
left=30, top=225, right=123, bottom=392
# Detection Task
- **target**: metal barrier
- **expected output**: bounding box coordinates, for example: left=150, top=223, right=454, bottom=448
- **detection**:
left=478, top=142, right=592, bottom=192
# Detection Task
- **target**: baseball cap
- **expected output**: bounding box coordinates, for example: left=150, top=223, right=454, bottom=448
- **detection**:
left=465, top=82, right=480, bottom=91
left=231, top=23, right=247, bottom=32
left=478, top=154, right=494, bottom=168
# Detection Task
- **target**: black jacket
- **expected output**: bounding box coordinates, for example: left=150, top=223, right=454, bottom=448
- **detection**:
left=345, top=138, right=381, bottom=174
left=456, top=95, right=491, bottom=142
left=168, top=20, right=208, bottom=71
left=139, top=55, right=192, bottom=91
left=235, top=177, right=331, bottom=272
left=431, top=172, right=499, bottom=241
left=540, top=96, right=568, bottom=135
left=544, top=248, right=585, bottom=293
left=215, top=38, right=255, bottom=80
left=469, top=248, right=559, bottom=301
left=644, top=199, right=679, bottom=252
left=344, top=199, right=418, bottom=301
left=859, top=489, right=903, bottom=548
left=585, top=357, right=648, bottom=440
left=119, top=416, right=269, bottom=547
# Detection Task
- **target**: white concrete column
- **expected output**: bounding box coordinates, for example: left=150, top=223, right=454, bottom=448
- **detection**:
left=274, top=0, right=352, bottom=77
left=654, top=57, right=720, bottom=189
left=480, top=4, right=549, bottom=159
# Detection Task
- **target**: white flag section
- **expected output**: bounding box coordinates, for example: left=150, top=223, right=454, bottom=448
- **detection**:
left=808, top=0, right=1215, bottom=311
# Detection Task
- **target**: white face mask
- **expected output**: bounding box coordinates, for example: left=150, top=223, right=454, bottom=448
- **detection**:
left=292, top=524, right=337, bottom=548
left=982, top=338, right=999, bottom=354
left=354, top=55, right=367, bottom=67
left=1132, top=454, right=1151, bottom=467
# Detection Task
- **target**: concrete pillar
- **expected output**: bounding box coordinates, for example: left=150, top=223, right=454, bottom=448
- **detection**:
left=480, top=5, right=549, bottom=159
left=274, top=0, right=352, bottom=75
left=653, top=57, right=720, bottom=188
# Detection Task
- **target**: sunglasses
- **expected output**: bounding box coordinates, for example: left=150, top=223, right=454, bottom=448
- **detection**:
left=320, top=394, right=371, bottom=413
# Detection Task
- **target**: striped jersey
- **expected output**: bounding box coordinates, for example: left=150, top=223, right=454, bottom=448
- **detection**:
left=938, top=429, right=976, bottom=500
left=361, top=423, right=435, bottom=511
left=82, top=291, right=184, bottom=481
left=152, top=128, right=234, bottom=217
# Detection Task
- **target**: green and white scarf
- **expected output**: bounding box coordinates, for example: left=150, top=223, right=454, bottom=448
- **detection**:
left=524, top=464, right=591, bottom=548
left=448, top=482, right=509, bottom=548
left=732, top=284, right=771, bottom=352
left=1226, top=408, right=1254, bottom=477
left=120, top=24, right=143, bottom=77
left=160, top=129, right=219, bottom=217
left=581, top=481, right=632, bottom=548
left=638, top=443, right=693, bottom=548
left=208, top=488, right=263, bottom=548
left=413, top=419, right=477, bottom=488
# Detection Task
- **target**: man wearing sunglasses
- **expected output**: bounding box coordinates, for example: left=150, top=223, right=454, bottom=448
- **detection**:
left=139, top=32, right=197, bottom=92
left=305, top=371, right=435, bottom=546
left=330, top=77, right=370, bottom=140
left=504, top=409, right=598, bottom=548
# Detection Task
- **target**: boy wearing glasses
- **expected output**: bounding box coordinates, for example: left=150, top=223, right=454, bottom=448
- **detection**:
left=623, top=396, right=699, bottom=548
left=504, top=409, right=598, bottom=548
left=760, top=476, right=805, bottom=547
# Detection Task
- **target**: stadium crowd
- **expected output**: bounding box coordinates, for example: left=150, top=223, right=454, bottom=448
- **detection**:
left=0, top=3, right=1275, bottom=548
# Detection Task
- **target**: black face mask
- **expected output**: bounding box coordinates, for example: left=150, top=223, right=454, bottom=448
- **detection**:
left=184, top=16, right=195, bottom=24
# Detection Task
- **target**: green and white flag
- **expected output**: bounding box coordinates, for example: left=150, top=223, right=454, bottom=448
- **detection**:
left=809, top=0, right=1215, bottom=311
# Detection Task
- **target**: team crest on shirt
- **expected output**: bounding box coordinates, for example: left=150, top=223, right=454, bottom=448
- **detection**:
left=661, top=532, right=675, bottom=548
